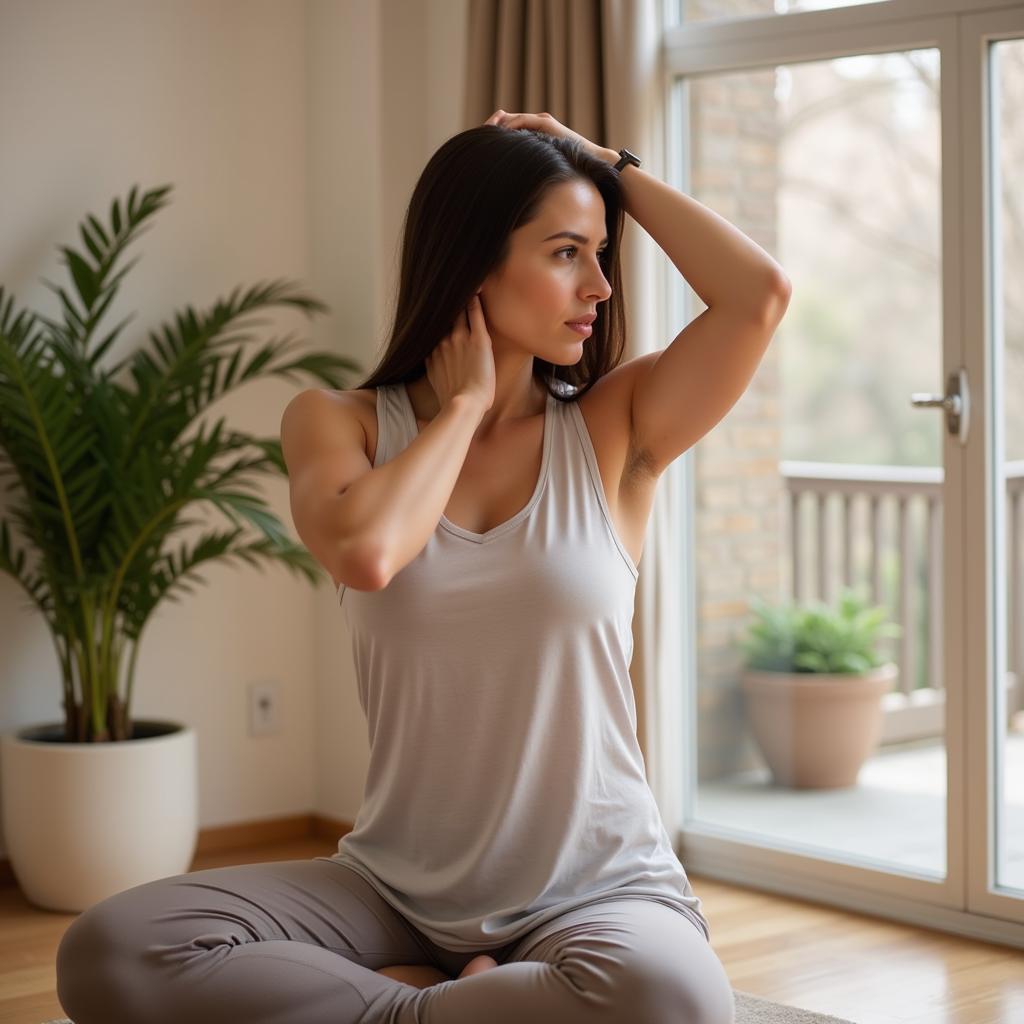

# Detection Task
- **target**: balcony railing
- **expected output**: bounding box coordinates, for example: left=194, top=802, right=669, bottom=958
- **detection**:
left=780, top=459, right=1024, bottom=743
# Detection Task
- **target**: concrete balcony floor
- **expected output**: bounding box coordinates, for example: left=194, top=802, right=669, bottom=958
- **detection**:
left=694, top=732, right=1024, bottom=890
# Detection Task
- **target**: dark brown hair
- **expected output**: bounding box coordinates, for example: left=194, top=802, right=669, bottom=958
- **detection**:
left=353, top=125, right=627, bottom=402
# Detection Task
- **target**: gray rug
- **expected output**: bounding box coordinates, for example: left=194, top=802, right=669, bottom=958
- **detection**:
left=733, top=990, right=860, bottom=1022
left=43, top=991, right=860, bottom=1022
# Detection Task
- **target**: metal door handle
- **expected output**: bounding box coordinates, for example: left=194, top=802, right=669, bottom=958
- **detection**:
left=910, top=367, right=969, bottom=445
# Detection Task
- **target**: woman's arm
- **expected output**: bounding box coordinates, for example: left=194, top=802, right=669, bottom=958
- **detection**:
left=590, top=144, right=789, bottom=315
left=588, top=144, right=791, bottom=471
left=337, top=393, right=487, bottom=589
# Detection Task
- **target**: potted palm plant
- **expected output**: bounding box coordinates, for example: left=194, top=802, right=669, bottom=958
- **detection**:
left=738, top=585, right=903, bottom=789
left=0, top=184, right=357, bottom=911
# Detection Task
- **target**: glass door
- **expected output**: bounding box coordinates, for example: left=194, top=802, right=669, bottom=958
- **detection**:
left=662, top=0, right=1024, bottom=942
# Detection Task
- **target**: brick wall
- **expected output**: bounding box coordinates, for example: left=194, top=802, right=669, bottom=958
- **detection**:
left=686, top=0, right=783, bottom=781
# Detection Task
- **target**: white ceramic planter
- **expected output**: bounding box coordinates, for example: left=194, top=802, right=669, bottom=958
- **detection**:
left=0, top=719, right=198, bottom=912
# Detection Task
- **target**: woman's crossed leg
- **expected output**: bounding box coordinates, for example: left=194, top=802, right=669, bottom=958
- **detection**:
left=55, top=857, right=733, bottom=1024
left=414, top=894, right=735, bottom=1024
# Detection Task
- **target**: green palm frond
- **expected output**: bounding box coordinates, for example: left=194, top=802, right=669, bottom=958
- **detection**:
left=108, top=281, right=358, bottom=467
left=0, top=183, right=361, bottom=742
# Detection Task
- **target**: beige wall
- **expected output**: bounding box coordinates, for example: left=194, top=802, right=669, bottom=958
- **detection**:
left=0, top=0, right=468, bottom=858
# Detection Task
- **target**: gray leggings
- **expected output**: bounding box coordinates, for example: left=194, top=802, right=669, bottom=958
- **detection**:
left=55, top=856, right=735, bottom=1024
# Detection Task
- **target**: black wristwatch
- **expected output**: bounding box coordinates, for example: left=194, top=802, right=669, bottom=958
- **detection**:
left=613, top=147, right=642, bottom=173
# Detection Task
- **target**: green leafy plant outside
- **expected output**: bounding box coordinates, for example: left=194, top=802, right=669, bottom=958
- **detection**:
left=739, top=585, right=903, bottom=675
left=0, top=184, right=358, bottom=743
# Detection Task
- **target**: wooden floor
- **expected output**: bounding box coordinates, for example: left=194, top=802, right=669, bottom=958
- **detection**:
left=4, top=837, right=1023, bottom=1024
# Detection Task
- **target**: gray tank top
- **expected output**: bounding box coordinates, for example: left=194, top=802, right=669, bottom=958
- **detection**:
left=326, top=380, right=709, bottom=951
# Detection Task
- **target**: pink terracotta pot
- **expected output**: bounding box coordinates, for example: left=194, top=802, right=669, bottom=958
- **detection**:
left=739, top=663, right=898, bottom=788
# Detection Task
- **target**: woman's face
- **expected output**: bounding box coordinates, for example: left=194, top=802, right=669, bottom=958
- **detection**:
left=479, top=178, right=613, bottom=364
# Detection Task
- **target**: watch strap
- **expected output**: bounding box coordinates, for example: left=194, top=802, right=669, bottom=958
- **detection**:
left=613, top=147, right=642, bottom=172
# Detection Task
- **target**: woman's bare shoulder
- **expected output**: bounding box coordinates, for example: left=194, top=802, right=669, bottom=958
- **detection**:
left=319, top=387, right=378, bottom=462
left=316, top=386, right=375, bottom=405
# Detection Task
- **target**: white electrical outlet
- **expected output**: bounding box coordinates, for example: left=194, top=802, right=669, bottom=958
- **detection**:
left=248, top=681, right=282, bottom=737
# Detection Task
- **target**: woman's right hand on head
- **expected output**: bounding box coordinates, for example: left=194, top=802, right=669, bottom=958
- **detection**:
left=425, top=293, right=496, bottom=413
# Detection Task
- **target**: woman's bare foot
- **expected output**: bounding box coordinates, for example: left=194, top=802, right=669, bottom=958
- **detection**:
left=375, top=964, right=450, bottom=989
left=457, top=954, right=499, bottom=979
left=375, top=953, right=498, bottom=989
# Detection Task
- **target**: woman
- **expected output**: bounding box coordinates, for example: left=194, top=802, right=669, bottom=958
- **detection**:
left=56, top=111, right=789, bottom=1024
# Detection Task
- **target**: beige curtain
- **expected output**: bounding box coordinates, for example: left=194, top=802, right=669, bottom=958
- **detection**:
left=462, top=0, right=687, bottom=834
